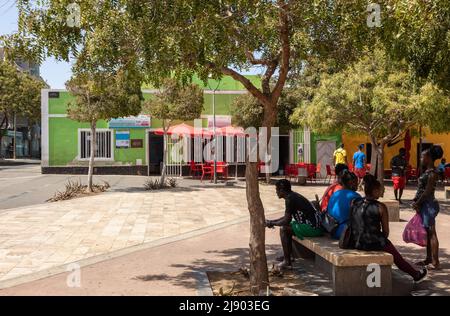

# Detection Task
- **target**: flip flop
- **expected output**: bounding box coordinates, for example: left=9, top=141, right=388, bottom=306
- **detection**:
left=429, top=264, right=441, bottom=271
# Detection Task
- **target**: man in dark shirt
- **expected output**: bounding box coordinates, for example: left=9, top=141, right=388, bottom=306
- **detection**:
left=266, top=180, right=322, bottom=269
left=390, top=148, right=408, bottom=203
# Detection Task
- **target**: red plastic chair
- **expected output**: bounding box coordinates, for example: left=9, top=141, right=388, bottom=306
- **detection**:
left=315, top=163, right=322, bottom=182
left=257, top=161, right=265, bottom=175
left=189, top=161, right=202, bottom=178
left=306, top=163, right=317, bottom=182
left=216, top=162, right=229, bottom=180
left=407, top=166, right=418, bottom=183
left=201, top=163, right=213, bottom=182
left=284, top=164, right=291, bottom=179
left=325, top=164, right=335, bottom=184
left=285, top=164, right=299, bottom=180
left=445, top=167, right=450, bottom=185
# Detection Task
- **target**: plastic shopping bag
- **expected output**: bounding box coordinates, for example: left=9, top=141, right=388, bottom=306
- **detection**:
left=402, top=213, right=427, bottom=247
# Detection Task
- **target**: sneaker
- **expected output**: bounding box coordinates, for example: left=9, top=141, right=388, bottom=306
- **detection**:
left=277, top=261, right=292, bottom=270
left=414, top=267, right=428, bottom=284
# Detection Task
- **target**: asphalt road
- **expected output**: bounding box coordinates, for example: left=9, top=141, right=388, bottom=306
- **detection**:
left=0, top=164, right=151, bottom=211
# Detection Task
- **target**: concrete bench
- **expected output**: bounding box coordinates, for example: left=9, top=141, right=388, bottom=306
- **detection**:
left=379, top=199, right=400, bottom=222
left=292, top=236, right=393, bottom=296
left=445, top=187, right=450, bottom=200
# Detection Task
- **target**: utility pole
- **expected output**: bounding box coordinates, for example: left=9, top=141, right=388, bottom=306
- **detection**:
left=208, top=76, right=221, bottom=184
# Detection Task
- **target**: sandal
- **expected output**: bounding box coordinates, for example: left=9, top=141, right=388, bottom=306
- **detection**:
left=429, top=263, right=441, bottom=270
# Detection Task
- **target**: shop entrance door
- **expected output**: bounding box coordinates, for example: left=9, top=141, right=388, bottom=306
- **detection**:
left=316, top=141, right=336, bottom=177
left=148, top=132, right=164, bottom=175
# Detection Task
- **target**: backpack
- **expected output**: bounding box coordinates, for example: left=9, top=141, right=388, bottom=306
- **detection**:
left=338, top=197, right=364, bottom=249
left=317, top=193, right=341, bottom=235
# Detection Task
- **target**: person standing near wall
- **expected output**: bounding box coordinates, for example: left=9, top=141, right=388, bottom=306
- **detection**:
left=353, top=144, right=367, bottom=191
left=390, top=148, right=407, bottom=204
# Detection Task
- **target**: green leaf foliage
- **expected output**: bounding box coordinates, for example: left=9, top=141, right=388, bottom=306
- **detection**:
left=0, top=61, right=45, bottom=124
left=294, top=49, right=449, bottom=141
left=142, top=78, right=204, bottom=128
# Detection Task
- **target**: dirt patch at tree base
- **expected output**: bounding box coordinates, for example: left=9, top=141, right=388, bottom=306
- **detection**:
left=207, top=268, right=315, bottom=296
left=46, top=180, right=110, bottom=202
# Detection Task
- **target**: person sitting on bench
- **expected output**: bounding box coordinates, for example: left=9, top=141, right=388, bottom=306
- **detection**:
left=351, top=174, right=427, bottom=283
left=266, top=179, right=323, bottom=269
left=327, top=171, right=361, bottom=239
left=320, top=163, right=349, bottom=212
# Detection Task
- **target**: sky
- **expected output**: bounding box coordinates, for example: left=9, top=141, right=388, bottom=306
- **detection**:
left=0, top=1, right=261, bottom=89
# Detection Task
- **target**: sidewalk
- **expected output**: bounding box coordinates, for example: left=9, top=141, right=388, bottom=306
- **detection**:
left=0, top=181, right=448, bottom=295
left=0, top=159, right=40, bottom=166
left=0, top=205, right=448, bottom=296
left=0, top=182, right=286, bottom=287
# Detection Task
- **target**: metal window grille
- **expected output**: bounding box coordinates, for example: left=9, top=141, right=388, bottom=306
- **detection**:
left=80, top=130, right=112, bottom=159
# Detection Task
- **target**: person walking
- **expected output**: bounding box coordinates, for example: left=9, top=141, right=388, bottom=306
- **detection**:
left=390, top=148, right=408, bottom=204
left=352, top=144, right=367, bottom=191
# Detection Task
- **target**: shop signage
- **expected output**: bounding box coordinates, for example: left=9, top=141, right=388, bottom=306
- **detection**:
left=115, top=130, right=130, bottom=148
left=131, top=139, right=143, bottom=148
left=109, top=115, right=151, bottom=129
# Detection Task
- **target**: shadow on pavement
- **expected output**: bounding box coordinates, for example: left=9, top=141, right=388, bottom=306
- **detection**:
left=132, top=245, right=280, bottom=291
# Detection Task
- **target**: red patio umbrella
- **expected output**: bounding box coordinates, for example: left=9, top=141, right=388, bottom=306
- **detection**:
left=153, top=123, right=212, bottom=137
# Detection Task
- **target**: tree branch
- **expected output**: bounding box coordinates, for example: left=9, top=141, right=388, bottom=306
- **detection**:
left=270, top=0, right=291, bottom=103
left=261, top=57, right=279, bottom=94
left=245, top=51, right=272, bottom=66
left=208, top=62, right=269, bottom=105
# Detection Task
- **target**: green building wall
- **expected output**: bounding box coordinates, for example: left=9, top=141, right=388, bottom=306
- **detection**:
left=45, top=87, right=250, bottom=167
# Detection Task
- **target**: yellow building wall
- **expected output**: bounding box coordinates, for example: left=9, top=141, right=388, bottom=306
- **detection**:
left=342, top=130, right=450, bottom=169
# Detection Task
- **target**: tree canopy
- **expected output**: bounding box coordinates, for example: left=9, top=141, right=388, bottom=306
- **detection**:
left=142, top=78, right=203, bottom=185
left=0, top=61, right=45, bottom=124
left=292, top=49, right=449, bottom=184
left=143, top=78, right=204, bottom=128
left=377, top=0, right=450, bottom=92
left=14, top=0, right=449, bottom=295
left=66, top=69, right=142, bottom=124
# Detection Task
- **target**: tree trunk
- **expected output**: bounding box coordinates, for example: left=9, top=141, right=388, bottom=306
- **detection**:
left=370, top=140, right=378, bottom=176
left=87, top=122, right=96, bottom=193
left=246, top=103, right=277, bottom=295
left=375, top=142, right=386, bottom=195
left=246, top=160, right=269, bottom=295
